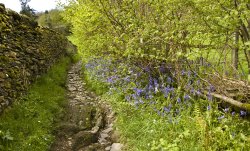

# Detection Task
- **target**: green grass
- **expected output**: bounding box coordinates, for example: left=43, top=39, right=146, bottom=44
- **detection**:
left=0, top=56, right=71, bottom=151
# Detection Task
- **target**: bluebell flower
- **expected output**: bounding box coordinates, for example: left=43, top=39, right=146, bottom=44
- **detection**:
left=187, top=70, right=191, bottom=77
left=148, top=95, right=153, bottom=99
left=134, top=88, right=143, bottom=96
left=223, top=108, right=229, bottom=113
left=209, top=85, right=215, bottom=92
left=231, top=111, right=235, bottom=116
left=149, top=76, right=154, bottom=85
left=240, top=110, right=247, bottom=116
left=124, top=76, right=130, bottom=82
left=207, top=93, right=212, bottom=101
left=196, top=90, right=201, bottom=96
left=163, top=86, right=172, bottom=98
left=207, top=105, right=211, bottom=110
left=153, top=79, right=159, bottom=87
left=145, top=66, right=150, bottom=72
left=164, top=104, right=172, bottom=113
left=196, top=80, right=200, bottom=85
left=167, top=77, right=172, bottom=83
left=193, top=71, right=197, bottom=77
left=181, top=70, right=186, bottom=75
left=157, top=110, right=164, bottom=116
left=125, top=95, right=131, bottom=101
left=134, top=100, right=139, bottom=106
left=184, top=94, right=190, bottom=101
left=107, top=77, right=113, bottom=83
left=177, top=97, right=181, bottom=103
left=139, top=99, right=144, bottom=104
left=148, top=84, right=154, bottom=91
left=132, top=93, right=137, bottom=99
left=159, top=65, right=166, bottom=73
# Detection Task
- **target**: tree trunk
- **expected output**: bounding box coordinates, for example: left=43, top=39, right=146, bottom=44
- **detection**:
left=232, top=29, right=239, bottom=70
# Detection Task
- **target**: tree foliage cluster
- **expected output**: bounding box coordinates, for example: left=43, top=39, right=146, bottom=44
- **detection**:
left=63, top=0, right=250, bottom=79
left=37, top=9, right=71, bottom=35
left=60, top=1, right=250, bottom=149
left=19, top=0, right=35, bottom=18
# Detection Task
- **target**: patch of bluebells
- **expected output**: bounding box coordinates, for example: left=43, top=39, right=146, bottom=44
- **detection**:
left=85, top=57, right=247, bottom=122
left=86, top=58, right=200, bottom=118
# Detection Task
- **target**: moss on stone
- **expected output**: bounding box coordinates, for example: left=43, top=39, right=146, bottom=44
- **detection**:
left=0, top=4, right=72, bottom=113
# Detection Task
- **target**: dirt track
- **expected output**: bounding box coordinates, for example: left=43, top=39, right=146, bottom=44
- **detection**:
left=50, top=61, right=123, bottom=151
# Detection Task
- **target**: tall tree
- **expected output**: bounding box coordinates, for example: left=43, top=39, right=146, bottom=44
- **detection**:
left=19, top=0, right=35, bottom=18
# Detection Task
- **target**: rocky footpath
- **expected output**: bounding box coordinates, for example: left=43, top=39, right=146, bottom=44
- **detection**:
left=50, top=61, right=123, bottom=151
left=0, top=3, right=73, bottom=113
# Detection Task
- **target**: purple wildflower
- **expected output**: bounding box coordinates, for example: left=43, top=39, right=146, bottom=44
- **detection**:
left=145, top=66, right=150, bottom=72
left=134, top=88, right=143, bottom=96
left=163, top=104, right=172, bottom=113
left=163, top=86, right=173, bottom=98
left=177, top=97, right=181, bottom=103
left=125, top=95, right=131, bottom=101
left=181, top=70, right=186, bottom=75
left=187, top=70, right=191, bottom=77
left=207, top=93, right=212, bottom=101
left=209, top=85, right=215, bottom=92
left=139, top=99, right=144, bottom=104
left=240, top=110, right=247, bottom=116
left=167, top=77, right=172, bottom=83
left=107, top=77, right=113, bottom=83
left=207, top=105, right=211, bottom=110
left=159, top=65, right=166, bottom=73
left=223, top=108, right=229, bottom=113
left=184, top=94, right=190, bottom=101
left=197, top=80, right=200, bottom=85
left=124, top=76, right=130, bottom=82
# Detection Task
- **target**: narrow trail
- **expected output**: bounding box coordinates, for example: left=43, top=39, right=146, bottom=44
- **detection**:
left=50, top=62, right=123, bottom=151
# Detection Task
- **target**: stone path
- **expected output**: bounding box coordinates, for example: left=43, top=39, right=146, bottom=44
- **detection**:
left=50, top=61, right=123, bottom=151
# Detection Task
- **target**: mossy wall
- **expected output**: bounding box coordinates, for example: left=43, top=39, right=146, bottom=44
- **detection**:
left=0, top=4, right=70, bottom=113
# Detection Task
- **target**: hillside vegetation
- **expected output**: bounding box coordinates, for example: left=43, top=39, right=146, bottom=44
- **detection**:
left=62, top=0, right=250, bottom=150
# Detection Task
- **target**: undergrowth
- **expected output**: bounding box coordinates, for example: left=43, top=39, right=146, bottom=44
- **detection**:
left=0, top=56, right=71, bottom=151
left=82, top=58, right=250, bottom=151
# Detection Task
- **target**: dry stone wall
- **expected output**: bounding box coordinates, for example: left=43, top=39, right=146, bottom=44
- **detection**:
left=0, top=4, right=70, bottom=113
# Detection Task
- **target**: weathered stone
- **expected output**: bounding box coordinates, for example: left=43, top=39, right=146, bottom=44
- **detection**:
left=0, top=72, right=6, bottom=79
left=72, top=131, right=98, bottom=150
left=50, top=62, right=120, bottom=151
left=0, top=3, right=5, bottom=13
left=4, top=82, right=11, bottom=89
left=8, top=51, right=17, bottom=58
left=0, top=4, right=72, bottom=113
left=0, top=96, right=4, bottom=103
left=110, top=143, right=123, bottom=151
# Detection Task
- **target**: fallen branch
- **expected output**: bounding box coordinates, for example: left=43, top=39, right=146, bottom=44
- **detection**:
left=204, top=91, right=250, bottom=111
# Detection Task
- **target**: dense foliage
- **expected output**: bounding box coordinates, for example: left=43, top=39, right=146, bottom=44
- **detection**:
left=19, top=0, right=36, bottom=19
left=61, top=0, right=250, bottom=150
left=37, top=9, right=71, bottom=35
left=63, top=0, right=250, bottom=78
left=84, top=57, right=249, bottom=150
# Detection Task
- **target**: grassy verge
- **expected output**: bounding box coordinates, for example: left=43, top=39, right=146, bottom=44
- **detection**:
left=0, top=56, right=71, bottom=151
left=83, top=68, right=250, bottom=151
